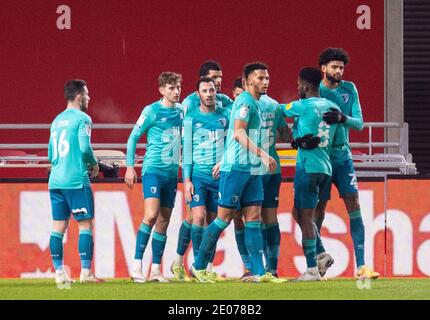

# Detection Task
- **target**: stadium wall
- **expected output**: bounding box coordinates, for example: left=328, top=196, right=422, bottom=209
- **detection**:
left=1, top=178, right=430, bottom=279
left=0, top=0, right=384, bottom=146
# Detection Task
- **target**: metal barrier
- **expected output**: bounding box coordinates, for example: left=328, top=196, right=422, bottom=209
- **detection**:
left=0, top=122, right=417, bottom=176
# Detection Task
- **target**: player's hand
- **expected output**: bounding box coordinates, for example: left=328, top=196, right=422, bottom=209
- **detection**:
left=125, top=167, right=137, bottom=189
left=323, top=107, right=347, bottom=124
left=293, top=134, right=321, bottom=150
left=212, top=162, right=221, bottom=179
left=184, top=179, right=194, bottom=203
left=89, top=163, right=99, bottom=178
left=261, top=152, right=277, bottom=174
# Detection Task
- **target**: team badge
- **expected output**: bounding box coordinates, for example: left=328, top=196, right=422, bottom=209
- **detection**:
left=85, top=123, right=91, bottom=136
left=239, top=106, right=249, bottom=118
left=232, top=195, right=239, bottom=203
left=219, top=118, right=227, bottom=127
left=341, top=94, right=350, bottom=103
left=150, top=187, right=157, bottom=194
left=193, top=195, right=200, bottom=202
left=136, top=115, right=146, bottom=128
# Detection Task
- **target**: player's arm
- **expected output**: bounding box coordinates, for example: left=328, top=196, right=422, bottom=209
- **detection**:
left=276, top=105, right=292, bottom=142
left=281, top=101, right=320, bottom=149
left=48, top=133, right=53, bottom=164
left=344, top=84, right=364, bottom=131
left=233, top=118, right=276, bottom=173
left=323, top=85, right=363, bottom=130
left=220, top=94, right=234, bottom=109
left=182, top=116, right=194, bottom=202
left=125, top=107, right=153, bottom=188
left=78, top=119, right=98, bottom=178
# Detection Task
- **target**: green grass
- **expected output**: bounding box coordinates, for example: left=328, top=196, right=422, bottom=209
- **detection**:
left=1, top=278, right=429, bottom=300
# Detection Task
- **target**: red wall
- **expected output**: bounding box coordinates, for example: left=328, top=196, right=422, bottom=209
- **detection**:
left=0, top=0, right=384, bottom=146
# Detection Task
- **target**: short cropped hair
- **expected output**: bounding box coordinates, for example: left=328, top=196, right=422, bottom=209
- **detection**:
left=196, top=77, right=215, bottom=91
left=158, top=72, right=182, bottom=87
left=64, top=79, right=87, bottom=102
left=233, top=76, right=243, bottom=90
left=299, top=67, right=323, bottom=91
left=318, top=47, right=350, bottom=66
left=199, top=60, right=221, bottom=77
left=243, top=62, right=268, bottom=80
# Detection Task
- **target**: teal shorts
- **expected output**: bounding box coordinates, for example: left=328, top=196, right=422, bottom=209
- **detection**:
left=294, top=167, right=331, bottom=209
left=189, top=173, right=219, bottom=214
left=50, top=185, right=94, bottom=221
left=142, top=172, right=177, bottom=208
left=218, top=170, right=263, bottom=209
left=320, top=158, right=358, bottom=201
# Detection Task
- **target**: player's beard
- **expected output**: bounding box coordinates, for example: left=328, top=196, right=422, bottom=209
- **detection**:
left=80, top=99, right=88, bottom=112
left=326, top=72, right=342, bottom=84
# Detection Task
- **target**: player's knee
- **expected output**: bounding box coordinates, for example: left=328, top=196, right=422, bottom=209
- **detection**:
left=143, top=215, right=157, bottom=227
left=343, top=194, right=360, bottom=212
left=53, top=220, right=69, bottom=233
left=77, top=219, right=93, bottom=231
left=233, top=216, right=244, bottom=230
left=192, top=210, right=206, bottom=227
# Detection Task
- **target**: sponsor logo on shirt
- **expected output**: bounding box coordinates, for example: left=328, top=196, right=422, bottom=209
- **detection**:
left=195, top=123, right=203, bottom=129
left=160, top=118, right=167, bottom=122
left=219, top=118, right=227, bottom=127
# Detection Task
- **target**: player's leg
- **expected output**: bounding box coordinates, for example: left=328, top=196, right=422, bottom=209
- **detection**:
left=336, top=159, right=378, bottom=279
left=132, top=173, right=162, bottom=282
left=240, top=174, right=284, bottom=283
left=293, top=170, right=324, bottom=281
left=191, top=171, right=238, bottom=282
left=149, top=175, right=177, bottom=282
left=149, top=206, right=172, bottom=282
left=261, top=173, right=282, bottom=276
left=173, top=204, right=192, bottom=269
left=49, top=189, right=72, bottom=284
left=204, top=185, right=226, bottom=282
left=66, top=185, right=103, bottom=283
left=233, top=212, right=253, bottom=277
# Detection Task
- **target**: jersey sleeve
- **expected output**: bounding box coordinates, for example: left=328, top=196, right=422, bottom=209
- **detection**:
left=282, top=100, right=306, bottom=118
left=234, top=102, right=253, bottom=123
left=344, top=83, right=364, bottom=131
left=276, top=105, right=288, bottom=128
left=126, top=106, right=154, bottom=166
left=182, top=116, right=193, bottom=180
left=332, top=124, right=347, bottom=147
left=219, top=94, right=234, bottom=109
left=78, top=117, right=97, bottom=166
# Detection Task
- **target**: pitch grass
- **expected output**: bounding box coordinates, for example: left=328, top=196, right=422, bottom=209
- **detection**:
left=1, top=278, right=430, bottom=300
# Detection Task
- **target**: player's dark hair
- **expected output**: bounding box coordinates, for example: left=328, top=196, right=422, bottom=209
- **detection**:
left=64, top=79, right=87, bottom=102
left=243, top=62, right=268, bottom=80
left=196, top=77, right=215, bottom=91
left=318, top=47, right=350, bottom=66
left=158, top=72, right=182, bottom=87
left=199, top=60, right=221, bottom=77
left=233, top=76, right=243, bottom=90
left=299, top=67, right=323, bottom=91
